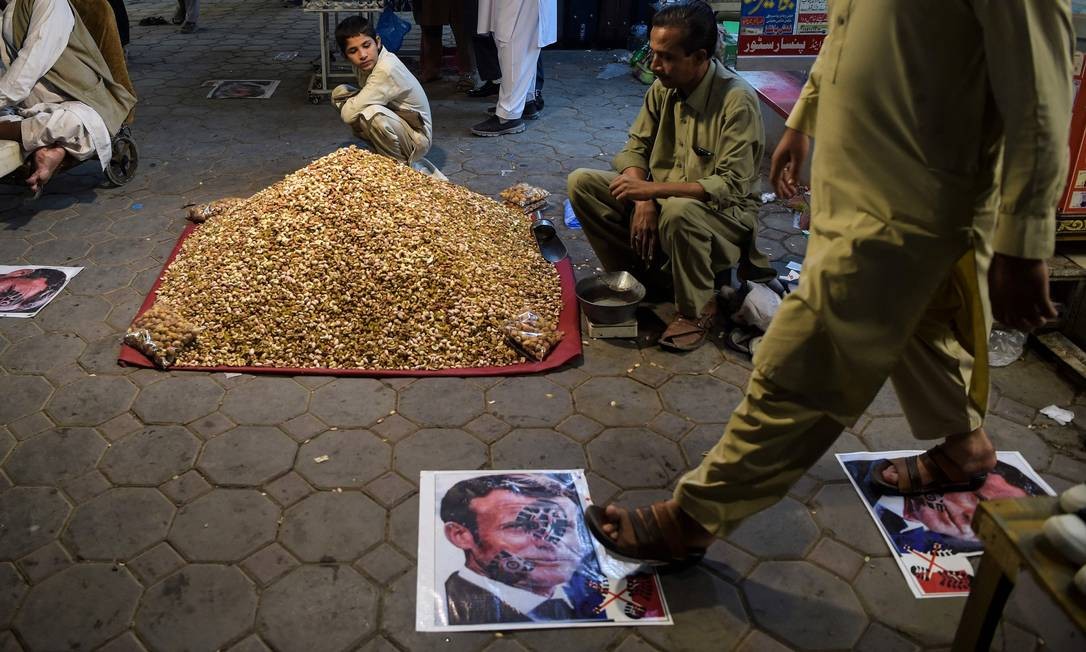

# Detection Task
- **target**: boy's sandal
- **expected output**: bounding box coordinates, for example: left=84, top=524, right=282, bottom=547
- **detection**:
left=870, top=443, right=989, bottom=496
left=585, top=502, right=707, bottom=568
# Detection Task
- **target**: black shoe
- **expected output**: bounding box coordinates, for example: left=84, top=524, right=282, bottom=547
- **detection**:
left=471, top=116, right=526, bottom=137
left=172, top=1, right=185, bottom=24
left=466, top=80, right=500, bottom=98
left=486, top=99, right=540, bottom=120
left=180, top=21, right=197, bottom=33
left=534, top=92, right=544, bottom=112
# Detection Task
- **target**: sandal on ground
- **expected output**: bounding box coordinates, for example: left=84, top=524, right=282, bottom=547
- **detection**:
left=869, top=443, right=989, bottom=496
left=660, top=302, right=716, bottom=351
left=585, top=502, right=707, bottom=568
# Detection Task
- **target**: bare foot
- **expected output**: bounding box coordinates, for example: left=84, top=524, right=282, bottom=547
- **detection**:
left=599, top=499, right=715, bottom=548
left=26, top=146, right=66, bottom=195
left=881, top=427, right=997, bottom=486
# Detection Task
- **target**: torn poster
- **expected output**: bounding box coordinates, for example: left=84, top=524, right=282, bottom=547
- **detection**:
left=837, top=451, right=1055, bottom=598
left=416, top=470, right=672, bottom=631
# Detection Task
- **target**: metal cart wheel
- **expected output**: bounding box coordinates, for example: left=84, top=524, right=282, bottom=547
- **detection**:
left=308, top=93, right=322, bottom=105
left=104, top=127, right=138, bottom=187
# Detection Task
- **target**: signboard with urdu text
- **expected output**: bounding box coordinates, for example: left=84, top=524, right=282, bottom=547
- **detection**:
left=737, top=0, right=828, bottom=70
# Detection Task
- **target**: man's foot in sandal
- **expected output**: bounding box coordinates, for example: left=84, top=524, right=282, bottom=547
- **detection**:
left=871, top=427, right=997, bottom=496
left=660, top=299, right=716, bottom=351
left=584, top=499, right=714, bottom=567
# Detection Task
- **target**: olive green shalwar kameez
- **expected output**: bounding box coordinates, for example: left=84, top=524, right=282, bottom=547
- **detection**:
left=674, top=0, right=1074, bottom=536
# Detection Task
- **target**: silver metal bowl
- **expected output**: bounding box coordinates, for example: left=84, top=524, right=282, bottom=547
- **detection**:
left=575, top=272, right=646, bottom=324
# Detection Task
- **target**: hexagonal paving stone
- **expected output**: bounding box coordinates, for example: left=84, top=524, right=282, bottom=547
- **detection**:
left=257, top=565, right=379, bottom=652
left=133, top=376, right=225, bottom=424
left=0, top=375, right=53, bottom=424
left=169, top=489, right=279, bottom=562
left=727, top=497, right=819, bottom=558
left=45, top=376, right=137, bottom=426
left=35, top=294, right=113, bottom=340
left=0, top=332, right=86, bottom=373
left=491, top=429, right=587, bottom=469
left=62, top=487, right=174, bottom=560
left=137, top=565, right=258, bottom=652
left=744, top=561, right=868, bottom=649
left=398, top=378, right=484, bottom=427
left=25, top=238, right=91, bottom=263
left=295, top=430, right=391, bottom=489
left=639, top=566, right=750, bottom=651
left=860, top=416, right=915, bottom=451
left=279, top=491, right=385, bottom=562
left=0, top=563, right=26, bottom=628
left=679, top=423, right=725, bottom=467
left=198, top=426, right=298, bottom=486
left=13, top=564, right=141, bottom=651
left=808, top=432, right=867, bottom=482
left=4, top=427, right=107, bottom=486
left=0, top=487, right=70, bottom=560
left=89, top=237, right=155, bottom=265
left=99, top=425, right=201, bottom=486
left=991, top=359, right=1075, bottom=409
left=573, top=377, right=661, bottom=427
left=853, top=557, right=964, bottom=646
left=586, top=428, right=684, bottom=488
left=381, top=570, right=492, bottom=652
left=308, top=378, right=395, bottom=428
left=985, top=415, right=1053, bottom=472
left=810, top=484, right=888, bottom=556
left=486, top=378, right=572, bottom=427
left=659, top=375, right=743, bottom=424
left=394, top=429, right=487, bottom=480
left=641, top=344, right=722, bottom=374
left=221, top=377, right=309, bottom=425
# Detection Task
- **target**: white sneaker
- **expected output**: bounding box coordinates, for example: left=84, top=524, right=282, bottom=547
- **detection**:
left=410, top=157, right=448, bottom=181
left=1059, top=483, right=1086, bottom=513
left=1043, top=511, right=1086, bottom=567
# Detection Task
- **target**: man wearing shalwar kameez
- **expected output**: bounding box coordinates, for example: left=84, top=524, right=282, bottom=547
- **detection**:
left=583, top=0, right=1074, bottom=565
left=0, top=0, right=135, bottom=195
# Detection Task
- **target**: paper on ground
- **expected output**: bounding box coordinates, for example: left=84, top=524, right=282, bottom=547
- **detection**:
left=0, top=265, right=81, bottom=318
left=1040, top=405, right=1075, bottom=425
left=416, top=469, right=672, bottom=632
left=836, top=451, right=1054, bottom=599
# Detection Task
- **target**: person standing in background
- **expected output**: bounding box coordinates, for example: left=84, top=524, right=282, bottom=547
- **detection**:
left=413, top=0, right=476, bottom=89
left=470, top=0, right=555, bottom=136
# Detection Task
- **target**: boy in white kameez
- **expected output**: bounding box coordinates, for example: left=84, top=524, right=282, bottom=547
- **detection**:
left=0, top=0, right=134, bottom=196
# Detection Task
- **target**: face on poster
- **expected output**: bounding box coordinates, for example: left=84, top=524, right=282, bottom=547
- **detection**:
left=0, top=265, right=81, bottom=318
left=837, top=451, right=1054, bottom=598
left=416, top=470, right=672, bottom=632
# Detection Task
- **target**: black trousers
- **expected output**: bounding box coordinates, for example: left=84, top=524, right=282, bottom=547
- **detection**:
left=471, top=33, right=544, bottom=93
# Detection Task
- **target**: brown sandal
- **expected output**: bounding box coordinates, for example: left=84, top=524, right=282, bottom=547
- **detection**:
left=870, top=443, right=989, bottom=497
left=584, top=502, right=707, bottom=567
left=660, top=300, right=716, bottom=352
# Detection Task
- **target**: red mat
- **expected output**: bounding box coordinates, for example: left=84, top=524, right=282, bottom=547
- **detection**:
left=118, top=223, right=582, bottom=377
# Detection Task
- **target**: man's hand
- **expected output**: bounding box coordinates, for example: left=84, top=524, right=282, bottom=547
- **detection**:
left=609, top=175, right=658, bottom=202
left=630, top=201, right=659, bottom=263
left=769, top=127, right=810, bottom=199
left=989, top=253, right=1057, bottom=331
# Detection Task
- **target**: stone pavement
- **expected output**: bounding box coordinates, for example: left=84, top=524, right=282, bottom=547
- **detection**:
left=0, top=1, right=1084, bottom=650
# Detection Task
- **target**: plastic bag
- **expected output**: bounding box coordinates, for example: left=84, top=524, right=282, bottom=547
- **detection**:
left=187, top=197, right=245, bottom=224
left=502, top=311, right=564, bottom=361
left=988, top=328, right=1027, bottom=367
left=124, top=305, right=201, bottom=369
left=730, top=282, right=782, bottom=332
left=377, top=6, right=411, bottom=53
left=500, top=183, right=550, bottom=214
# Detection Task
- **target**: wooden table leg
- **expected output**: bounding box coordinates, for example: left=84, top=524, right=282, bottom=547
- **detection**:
left=952, top=553, right=1017, bottom=651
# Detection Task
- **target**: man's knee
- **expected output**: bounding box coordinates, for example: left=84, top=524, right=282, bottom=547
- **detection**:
left=369, top=114, right=399, bottom=139
left=567, top=168, right=611, bottom=203
left=658, top=197, right=705, bottom=237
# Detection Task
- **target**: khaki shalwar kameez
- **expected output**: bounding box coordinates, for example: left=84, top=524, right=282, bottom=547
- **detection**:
left=568, top=59, right=776, bottom=318
left=674, top=0, right=1074, bottom=536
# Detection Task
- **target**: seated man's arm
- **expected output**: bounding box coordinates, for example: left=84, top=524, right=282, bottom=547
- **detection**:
left=0, top=0, right=74, bottom=109
left=688, top=88, right=762, bottom=210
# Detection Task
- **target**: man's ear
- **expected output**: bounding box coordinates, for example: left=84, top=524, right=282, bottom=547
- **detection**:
left=444, top=522, right=475, bottom=550
left=375, top=35, right=382, bottom=51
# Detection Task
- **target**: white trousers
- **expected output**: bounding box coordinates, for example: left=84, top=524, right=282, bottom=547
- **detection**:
left=494, top=2, right=540, bottom=121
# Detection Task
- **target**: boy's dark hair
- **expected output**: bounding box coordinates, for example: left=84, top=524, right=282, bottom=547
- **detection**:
left=652, top=0, right=718, bottom=58
left=335, top=15, right=378, bottom=55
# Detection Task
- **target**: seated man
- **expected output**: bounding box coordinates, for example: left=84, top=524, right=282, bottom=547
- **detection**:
left=567, top=0, right=775, bottom=351
left=332, top=16, right=438, bottom=175
left=0, top=0, right=136, bottom=195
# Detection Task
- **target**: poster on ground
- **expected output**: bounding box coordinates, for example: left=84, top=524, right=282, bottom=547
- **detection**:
left=416, top=470, right=672, bottom=631
left=206, top=80, right=281, bottom=99
left=837, top=451, right=1055, bottom=598
left=0, top=265, right=81, bottom=318
left=738, top=0, right=828, bottom=70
